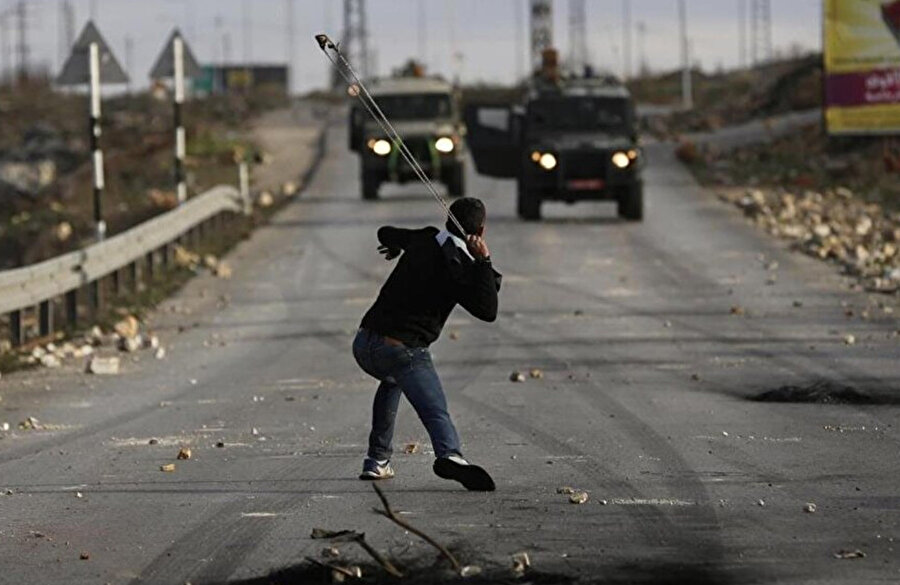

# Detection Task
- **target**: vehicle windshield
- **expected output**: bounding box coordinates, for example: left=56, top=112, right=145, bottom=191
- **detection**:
left=527, top=97, right=631, bottom=133
left=371, top=93, right=453, bottom=120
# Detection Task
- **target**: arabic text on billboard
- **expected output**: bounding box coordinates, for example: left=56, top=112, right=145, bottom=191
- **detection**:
left=825, top=0, right=900, bottom=135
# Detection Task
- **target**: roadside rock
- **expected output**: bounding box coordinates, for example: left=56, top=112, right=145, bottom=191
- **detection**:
left=86, top=356, right=120, bottom=375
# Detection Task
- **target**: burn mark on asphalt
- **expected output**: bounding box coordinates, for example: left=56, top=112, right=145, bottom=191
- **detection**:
left=749, top=380, right=900, bottom=405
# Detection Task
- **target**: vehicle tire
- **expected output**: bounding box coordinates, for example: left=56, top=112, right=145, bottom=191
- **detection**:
left=446, top=163, right=465, bottom=198
left=517, top=182, right=541, bottom=221
left=362, top=170, right=379, bottom=200
left=617, top=182, right=643, bottom=221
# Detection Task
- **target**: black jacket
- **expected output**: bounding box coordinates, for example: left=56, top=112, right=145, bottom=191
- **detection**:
left=360, top=226, right=502, bottom=347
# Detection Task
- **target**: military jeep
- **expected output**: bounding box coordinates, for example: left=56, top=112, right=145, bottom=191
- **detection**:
left=348, top=76, right=466, bottom=200
left=465, top=78, right=644, bottom=221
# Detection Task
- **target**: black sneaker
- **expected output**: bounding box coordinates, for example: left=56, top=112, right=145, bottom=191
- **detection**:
left=433, top=455, right=495, bottom=491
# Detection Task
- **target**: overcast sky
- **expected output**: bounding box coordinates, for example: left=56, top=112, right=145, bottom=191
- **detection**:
left=7, top=0, right=822, bottom=93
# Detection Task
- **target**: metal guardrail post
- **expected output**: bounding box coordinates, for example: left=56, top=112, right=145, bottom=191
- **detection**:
left=89, top=281, right=101, bottom=317
left=146, top=251, right=155, bottom=281
left=129, top=261, right=140, bottom=293
left=9, top=310, right=24, bottom=347
left=111, top=269, right=122, bottom=297
left=65, top=290, right=78, bottom=328
left=39, top=300, right=53, bottom=337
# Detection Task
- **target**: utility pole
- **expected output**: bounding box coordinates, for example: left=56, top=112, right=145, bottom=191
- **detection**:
left=568, top=0, right=587, bottom=75
left=332, top=0, right=370, bottom=88
left=58, top=1, right=77, bottom=71
left=738, top=0, right=747, bottom=68
left=285, top=0, right=294, bottom=93
left=636, top=20, right=648, bottom=76
left=678, top=0, right=692, bottom=109
left=622, top=0, right=631, bottom=80
left=416, top=0, right=425, bottom=66
left=514, top=0, right=524, bottom=81
left=214, top=15, right=223, bottom=65
left=0, top=10, right=9, bottom=84
left=242, top=0, right=251, bottom=63
left=125, top=35, right=134, bottom=94
left=749, top=0, right=772, bottom=65
left=15, top=1, right=27, bottom=83
left=530, top=0, right=553, bottom=73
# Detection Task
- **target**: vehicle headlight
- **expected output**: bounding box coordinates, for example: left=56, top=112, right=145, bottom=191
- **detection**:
left=538, top=153, right=557, bottom=170
left=371, top=139, right=391, bottom=156
left=611, top=151, right=631, bottom=169
left=435, top=136, right=455, bottom=153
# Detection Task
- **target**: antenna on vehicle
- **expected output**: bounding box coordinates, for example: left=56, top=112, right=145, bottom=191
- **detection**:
left=314, top=33, right=467, bottom=237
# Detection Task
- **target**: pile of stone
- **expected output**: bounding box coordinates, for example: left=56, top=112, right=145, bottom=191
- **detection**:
left=720, top=187, right=900, bottom=292
left=11, top=315, right=165, bottom=375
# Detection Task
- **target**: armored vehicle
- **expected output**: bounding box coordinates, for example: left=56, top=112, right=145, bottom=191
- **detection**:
left=465, top=77, right=643, bottom=221
left=348, top=75, right=466, bottom=200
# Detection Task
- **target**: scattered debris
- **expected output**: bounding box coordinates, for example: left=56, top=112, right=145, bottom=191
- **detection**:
left=509, top=371, right=526, bottom=383
left=449, top=330, right=460, bottom=341
left=730, top=305, right=745, bottom=316
left=569, top=492, right=589, bottom=505
left=0, top=423, right=9, bottom=432
left=79, top=552, right=90, bottom=561
left=18, top=417, right=40, bottom=430
left=160, top=463, right=176, bottom=472
left=177, top=447, right=192, bottom=460
left=86, top=356, right=120, bottom=375
left=804, top=502, right=817, bottom=513
left=372, top=484, right=462, bottom=574
left=215, top=441, right=225, bottom=448
left=843, top=334, right=856, bottom=345
left=322, top=546, right=341, bottom=559
left=114, top=315, right=140, bottom=339
left=258, top=191, right=275, bottom=208
left=556, top=486, right=577, bottom=495
left=402, top=443, right=420, bottom=454
left=511, top=552, right=531, bottom=577
left=460, top=565, right=482, bottom=578
left=155, top=347, right=167, bottom=360
left=717, top=187, right=900, bottom=294
left=529, top=368, right=544, bottom=379
left=282, top=180, right=299, bottom=196
left=757, top=499, right=765, bottom=507
left=691, top=373, right=701, bottom=381
left=833, top=549, right=865, bottom=560
left=75, top=492, right=83, bottom=498
left=148, top=438, right=159, bottom=445
left=251, top=427, right=260, bottom=436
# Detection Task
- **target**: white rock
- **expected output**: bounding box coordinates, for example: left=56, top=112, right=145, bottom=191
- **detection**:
left=1, top=423, right=10, bottom=432
left=40, top=354, right=61, bottom=368
left=87, top=356, right=120, bottom=375
left=154, top=347, right=166, bottom=360
left=119, top=336, right=142, bottom=353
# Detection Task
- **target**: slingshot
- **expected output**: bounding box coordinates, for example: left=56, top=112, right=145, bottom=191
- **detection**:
left=315, top=34, right=467, bottom=237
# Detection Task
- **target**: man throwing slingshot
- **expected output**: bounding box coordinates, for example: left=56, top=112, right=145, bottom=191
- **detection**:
left=352, top=197, right=501, bottom=491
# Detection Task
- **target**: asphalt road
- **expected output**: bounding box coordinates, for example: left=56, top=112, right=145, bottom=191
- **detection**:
left=1, top=121, right=898, bottom=585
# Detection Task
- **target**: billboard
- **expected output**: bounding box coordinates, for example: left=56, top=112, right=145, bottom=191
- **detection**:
left=824, top=0, right=900, bottom=135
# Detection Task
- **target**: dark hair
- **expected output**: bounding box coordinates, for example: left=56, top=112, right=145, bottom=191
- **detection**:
left=446, top=197, right=486, bottom=237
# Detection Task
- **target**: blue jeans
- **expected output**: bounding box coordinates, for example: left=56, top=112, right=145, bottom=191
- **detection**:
left=352, top=328, right=462, bottom=460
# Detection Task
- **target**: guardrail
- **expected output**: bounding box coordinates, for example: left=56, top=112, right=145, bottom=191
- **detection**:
left=1, top=183, right=248, bottom=347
